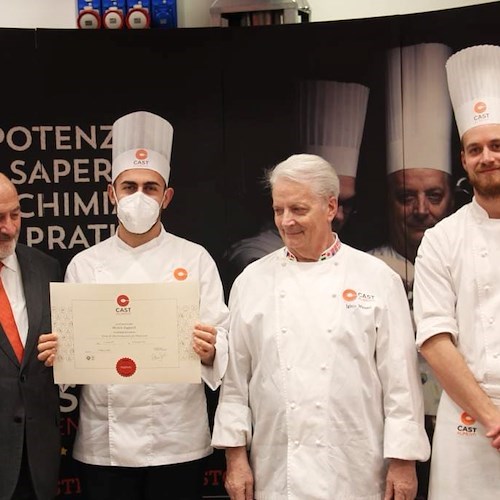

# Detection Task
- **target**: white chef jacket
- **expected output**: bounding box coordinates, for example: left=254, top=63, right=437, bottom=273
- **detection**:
left=414, top=199, right=500, bottom=498
left=369, top=244, right=441, bottom=417
left=368, top=245, right=414, bottom=298
left=66, top=227, right=229, bottom=467
left=212, top=242, right=429, bottom=500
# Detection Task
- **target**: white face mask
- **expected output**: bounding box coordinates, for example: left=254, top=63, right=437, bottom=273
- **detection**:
left=116, top=190, right=161, bottom=234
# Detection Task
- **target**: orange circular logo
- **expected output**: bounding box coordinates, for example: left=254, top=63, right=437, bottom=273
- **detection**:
left=342, top=289, right=357, bottom=301
left=117, top=294, right=129, bottom=307
left=135, top=148, right=148, bottom=160
left=460, top=412, right=475, bottom=426
left=173, top=268, right=188, bottom=281
left=474, top=101, right=487, bottom=114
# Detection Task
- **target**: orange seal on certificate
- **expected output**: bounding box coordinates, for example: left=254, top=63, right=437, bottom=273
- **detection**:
left=116, top=357, right=137, bottom=377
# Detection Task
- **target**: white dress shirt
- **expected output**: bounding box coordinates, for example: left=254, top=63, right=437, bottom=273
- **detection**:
left=1, top=252, right=28, bottom=345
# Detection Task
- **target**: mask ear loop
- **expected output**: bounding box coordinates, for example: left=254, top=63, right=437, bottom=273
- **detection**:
left=111, top=185, right=119, bottom=206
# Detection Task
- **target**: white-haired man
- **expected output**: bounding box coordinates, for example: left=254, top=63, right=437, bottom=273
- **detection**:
left=213, top=153, right=429, bottom=499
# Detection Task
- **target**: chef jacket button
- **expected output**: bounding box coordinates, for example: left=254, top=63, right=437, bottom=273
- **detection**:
left=327, top=328, right=332, bottom=333
left=320, top=364, right=327, bottom=370
left=481, top=251, right=488, bottom=257
left=315, top=439, right=321, bottom=446
left=294, top=440, right=299, bottom=446
left=290, top=402, right=296, bottom=409
left=489, top=317, right=494, bottom=324
left=280, top=291, right=286, bottom=298
left=287, top=365, right=291, bottom=371
left=334, top=262, right=338, bottom=266
left=315, top=402, right=321, bottom=408
left=332, top=294, right=337, bottom=298
left=281, top=327, right=287, bottom=334
left=281, top=261, right=287, bottom=267
left=494, top=353, right=499, bottom=359
left=484, top=286, right=490, bottom=292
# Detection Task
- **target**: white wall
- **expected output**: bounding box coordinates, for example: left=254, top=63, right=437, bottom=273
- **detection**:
left=0, top=0, right=76, bottom=28
left=0, top=0, right=496, bottom=29
left=308, top=0, right=498, bottom=23
left=179, top=0, right=499, bottom=27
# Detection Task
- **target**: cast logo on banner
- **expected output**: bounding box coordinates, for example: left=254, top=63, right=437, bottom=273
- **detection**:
left=457, top=411, right=477, bottom=436
left=0, top=122, right=117, bottom=251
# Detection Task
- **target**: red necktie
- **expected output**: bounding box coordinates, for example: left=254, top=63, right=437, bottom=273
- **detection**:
left=0, top=262, right=24, bottom=363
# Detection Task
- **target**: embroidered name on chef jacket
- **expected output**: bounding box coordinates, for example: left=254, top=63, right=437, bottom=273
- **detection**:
left=342, top=288, right=375, bottom=310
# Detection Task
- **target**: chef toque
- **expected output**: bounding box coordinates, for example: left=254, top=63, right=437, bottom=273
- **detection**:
left=386, top=43, right=452, bottom=175
left=112, top=110, right=174, bottom=185
left=300, top=80, right=369, bottom=178
left=446, top=44, right=500, bottom=138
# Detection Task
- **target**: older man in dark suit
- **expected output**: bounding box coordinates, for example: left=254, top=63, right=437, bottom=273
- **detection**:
left=0, top=173, right=62, bottom=500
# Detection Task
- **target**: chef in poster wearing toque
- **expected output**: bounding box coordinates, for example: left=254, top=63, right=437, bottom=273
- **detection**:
left=370, top=42, right=454, bottom=296
left=39, top=110, right=229, bottom=500
left=224, top=79, right=369, bottom=286
left=299, top=78, right=369, bottom=233
left=414, top=44, right=500, bottom=500
left=369, top=42, right=455, bottom=425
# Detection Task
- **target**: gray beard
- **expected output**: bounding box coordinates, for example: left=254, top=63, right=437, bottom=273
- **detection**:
left=0, top=239, right=17, bottom=260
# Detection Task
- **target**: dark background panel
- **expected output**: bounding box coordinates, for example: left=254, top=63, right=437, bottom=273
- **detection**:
left=4, top=28, right=229, bottom=270
left=1, top=3, right=500, bottom=498
left=219, top=17, right=400, bottom=250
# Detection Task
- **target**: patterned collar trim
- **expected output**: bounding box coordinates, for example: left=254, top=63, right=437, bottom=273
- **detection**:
left=285, top=233, right=341, bottom=262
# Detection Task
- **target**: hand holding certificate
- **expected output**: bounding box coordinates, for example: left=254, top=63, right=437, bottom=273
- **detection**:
left=50, top=282, right=201, bottom=384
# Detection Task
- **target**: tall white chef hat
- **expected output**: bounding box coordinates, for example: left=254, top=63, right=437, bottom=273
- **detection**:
left=386, top=43, right=452, bottom=175
left=300, top=80, right=369, bottom=178
left=446, top=44, right=500, bottom=138
left=112, top=110, right=174, bottom=185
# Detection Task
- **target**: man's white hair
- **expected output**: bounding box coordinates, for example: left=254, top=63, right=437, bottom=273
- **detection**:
left=266, top=153, right=340, bottom=199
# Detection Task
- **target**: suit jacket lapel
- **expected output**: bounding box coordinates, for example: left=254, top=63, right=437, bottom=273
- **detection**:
left=0, top=320, right=19, bottom=366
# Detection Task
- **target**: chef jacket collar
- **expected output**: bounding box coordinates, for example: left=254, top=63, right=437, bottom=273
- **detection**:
left=285, top=233, right=341, bottom=262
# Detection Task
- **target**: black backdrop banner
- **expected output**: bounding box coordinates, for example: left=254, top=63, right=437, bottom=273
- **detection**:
left=1, top=3, right=499, bottom=497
